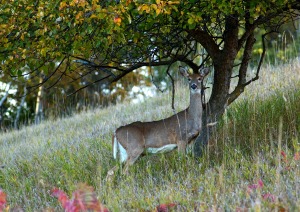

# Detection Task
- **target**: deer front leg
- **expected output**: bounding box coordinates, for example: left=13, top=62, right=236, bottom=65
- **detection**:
left=178, top=140, right=187, bottom=154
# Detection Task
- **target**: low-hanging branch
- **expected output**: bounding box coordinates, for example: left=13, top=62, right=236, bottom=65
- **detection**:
left=228, top=32, right=269, bottom=105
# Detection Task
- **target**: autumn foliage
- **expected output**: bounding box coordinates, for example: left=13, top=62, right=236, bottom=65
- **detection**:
left=51, top=184, right=109, bottom=212
left=0, top=190, right=6, bottom=212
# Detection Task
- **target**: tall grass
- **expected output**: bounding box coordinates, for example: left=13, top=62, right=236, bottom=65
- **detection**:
left=0, top=59, right=300, bottom=211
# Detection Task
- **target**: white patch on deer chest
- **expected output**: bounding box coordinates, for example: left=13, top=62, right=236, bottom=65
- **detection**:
left=146, top=144, right=177, bottom=154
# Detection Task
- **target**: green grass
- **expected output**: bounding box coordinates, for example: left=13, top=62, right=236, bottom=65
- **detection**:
left=1, top=59, right=300, bottom=211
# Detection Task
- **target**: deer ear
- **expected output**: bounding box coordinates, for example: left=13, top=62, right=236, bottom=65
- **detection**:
left=199, top=67, right=210, bottom=77
left=179, top=66, right=189, bottom=78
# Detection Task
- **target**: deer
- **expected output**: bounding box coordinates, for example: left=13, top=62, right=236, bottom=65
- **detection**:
left=110, top=66, right=210, bottom=174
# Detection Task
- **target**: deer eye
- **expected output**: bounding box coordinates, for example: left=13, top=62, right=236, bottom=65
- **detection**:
left=188, top=78, right=191, bottom=82
left=197, top=78, right=201, bottom=81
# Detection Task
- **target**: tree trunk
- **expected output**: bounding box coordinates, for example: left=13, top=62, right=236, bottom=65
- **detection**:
left=194, top=16, right=241, bottom=157
left=14, top=86, right=27, bottom=129
left=193, top=15, right=259, bottom=157
left=0, top=82, right=12, bottom=128
left=194, top=61, right=234, bottom=157
left=35, top=77, right=44, bottom=124
left=0, top=82, right=11, bottom=106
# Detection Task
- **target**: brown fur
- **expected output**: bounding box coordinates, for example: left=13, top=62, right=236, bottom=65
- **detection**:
left=112, top=67, right=209, bottom=173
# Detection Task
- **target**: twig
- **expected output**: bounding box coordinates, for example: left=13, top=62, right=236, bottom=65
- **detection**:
left=149, top=66, right=164, bottom=93
left=67, top=75, right=111, bottom=96
left=244, top=32, right=270, bottom=86
left=166, top=63, right=175, bottom=112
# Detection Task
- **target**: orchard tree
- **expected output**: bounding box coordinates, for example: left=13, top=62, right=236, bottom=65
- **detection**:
left=1, top=0, right=300, bottom=156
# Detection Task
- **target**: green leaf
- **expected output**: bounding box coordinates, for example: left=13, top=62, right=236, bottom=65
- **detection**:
left=17, top=70, right=23, bottom=77
left=188, top=17, right=194, bottom=25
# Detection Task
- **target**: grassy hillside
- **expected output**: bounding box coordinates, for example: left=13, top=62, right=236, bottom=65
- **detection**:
left=1, top=59, right=300, bottom=211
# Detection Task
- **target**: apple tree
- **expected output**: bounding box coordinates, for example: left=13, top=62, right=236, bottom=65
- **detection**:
left=1, top=0, right=299, bottom=155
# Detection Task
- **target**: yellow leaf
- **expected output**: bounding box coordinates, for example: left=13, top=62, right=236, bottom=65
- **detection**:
left=127, top=14, right=132, bottom=24
left=167, top=1, right=180, bottom=4
left=2, top=37, right=8, bottom=43
left=256, top=5, right=261, bottom=12
left=0, top=24, right=7, bottom=30
left=107, top=36, right=112, bottom=45
left=70, top=1, right=75, bottom=7
left=40, top=48, right=47, bottom=57
left=151, top=4, right=157, bottom=10
left=76, top=11, right=83, bottom=20
left=156, top=8, right=161, bottom=15
left=138, top=4, right=151, bottom=13
left=188, top=17, right=194, bottom=25
left=90, top=14, right=98, bottom=19
left=59, top=2, right=68, bottom=10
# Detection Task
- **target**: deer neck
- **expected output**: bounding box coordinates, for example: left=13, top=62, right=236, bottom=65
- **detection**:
left=187, top=91, right=203, bottom=123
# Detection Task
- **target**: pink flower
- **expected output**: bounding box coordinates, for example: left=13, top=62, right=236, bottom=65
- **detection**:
left=51, top=184, right=109, bottom=212
left=156, top=203, right=177, bottom=212
left=52, top=188, right=69, bottom=209
left=0, top=189, right=7, bottom=211
left=262, top=193, right=276, bottom=202
left=248, top=179, right=263, bottom=190
left=258, top=179, right=263, bottom=188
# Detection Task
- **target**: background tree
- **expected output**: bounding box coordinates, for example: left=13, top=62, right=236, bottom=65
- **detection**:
left=1, top=0, right=300, bottom=156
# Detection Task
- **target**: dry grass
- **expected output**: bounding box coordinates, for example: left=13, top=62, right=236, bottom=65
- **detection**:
left=0, top=59, right=300, bottom=211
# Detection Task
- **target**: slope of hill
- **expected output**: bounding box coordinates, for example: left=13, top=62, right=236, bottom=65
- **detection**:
left=0, top=59, right=300, bottom=211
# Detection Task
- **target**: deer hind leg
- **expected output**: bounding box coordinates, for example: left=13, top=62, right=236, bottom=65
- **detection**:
left=123, top=144, right=144, bottom=174
left=106, top=165, right=119, bottom=182
left=124, top=136, right=145, bottom=173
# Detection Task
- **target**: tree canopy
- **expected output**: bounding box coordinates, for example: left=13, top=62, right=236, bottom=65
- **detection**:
left=1, top=0, right=298, bottom=89
left=1, top=0, right=300, bottom=154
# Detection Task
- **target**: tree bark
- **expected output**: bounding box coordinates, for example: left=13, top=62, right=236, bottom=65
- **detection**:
left=14, top=86, right=27, bottom=129
left=0, top=82, right=11, bottom=106
left=35, top=76, right=44, bottom=124
left=0, top=82, right=12, bottom=128
left=193, top=16, right=245, bottom=157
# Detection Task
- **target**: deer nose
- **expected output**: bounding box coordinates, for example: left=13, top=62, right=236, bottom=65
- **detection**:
left=191, top=84, right=197, bottom=90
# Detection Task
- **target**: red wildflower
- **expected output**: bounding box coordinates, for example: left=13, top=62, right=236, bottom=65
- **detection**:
left=156, top=203, right=177, bottom=212
left=0, top=190, right=7, bottom=211
left=248, top=179, right=263, bottom=190
left=51, top=188, right=69, bottom=209
left=258, top=179, right=263, bottom=188
left=281, top=151, right=288, bottom=163
left=51, top=184, right=109, bottom=212
left=262, top=193, right=276, bottom=202
left=294, top=152, right=300, bottom=161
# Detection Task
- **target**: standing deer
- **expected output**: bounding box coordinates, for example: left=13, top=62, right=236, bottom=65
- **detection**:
left=111, top=67, right=209, bottom=173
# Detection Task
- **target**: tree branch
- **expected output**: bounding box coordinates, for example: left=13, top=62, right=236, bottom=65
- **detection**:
left=238, top=33, right=256, bottom=86
left=188, top=29, right=221, bottom=59
left=228, top=32, right=268, bottom=105
left=45, top=56, right=67, bottom=90
left=67, top=74, right=111, bottom=96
